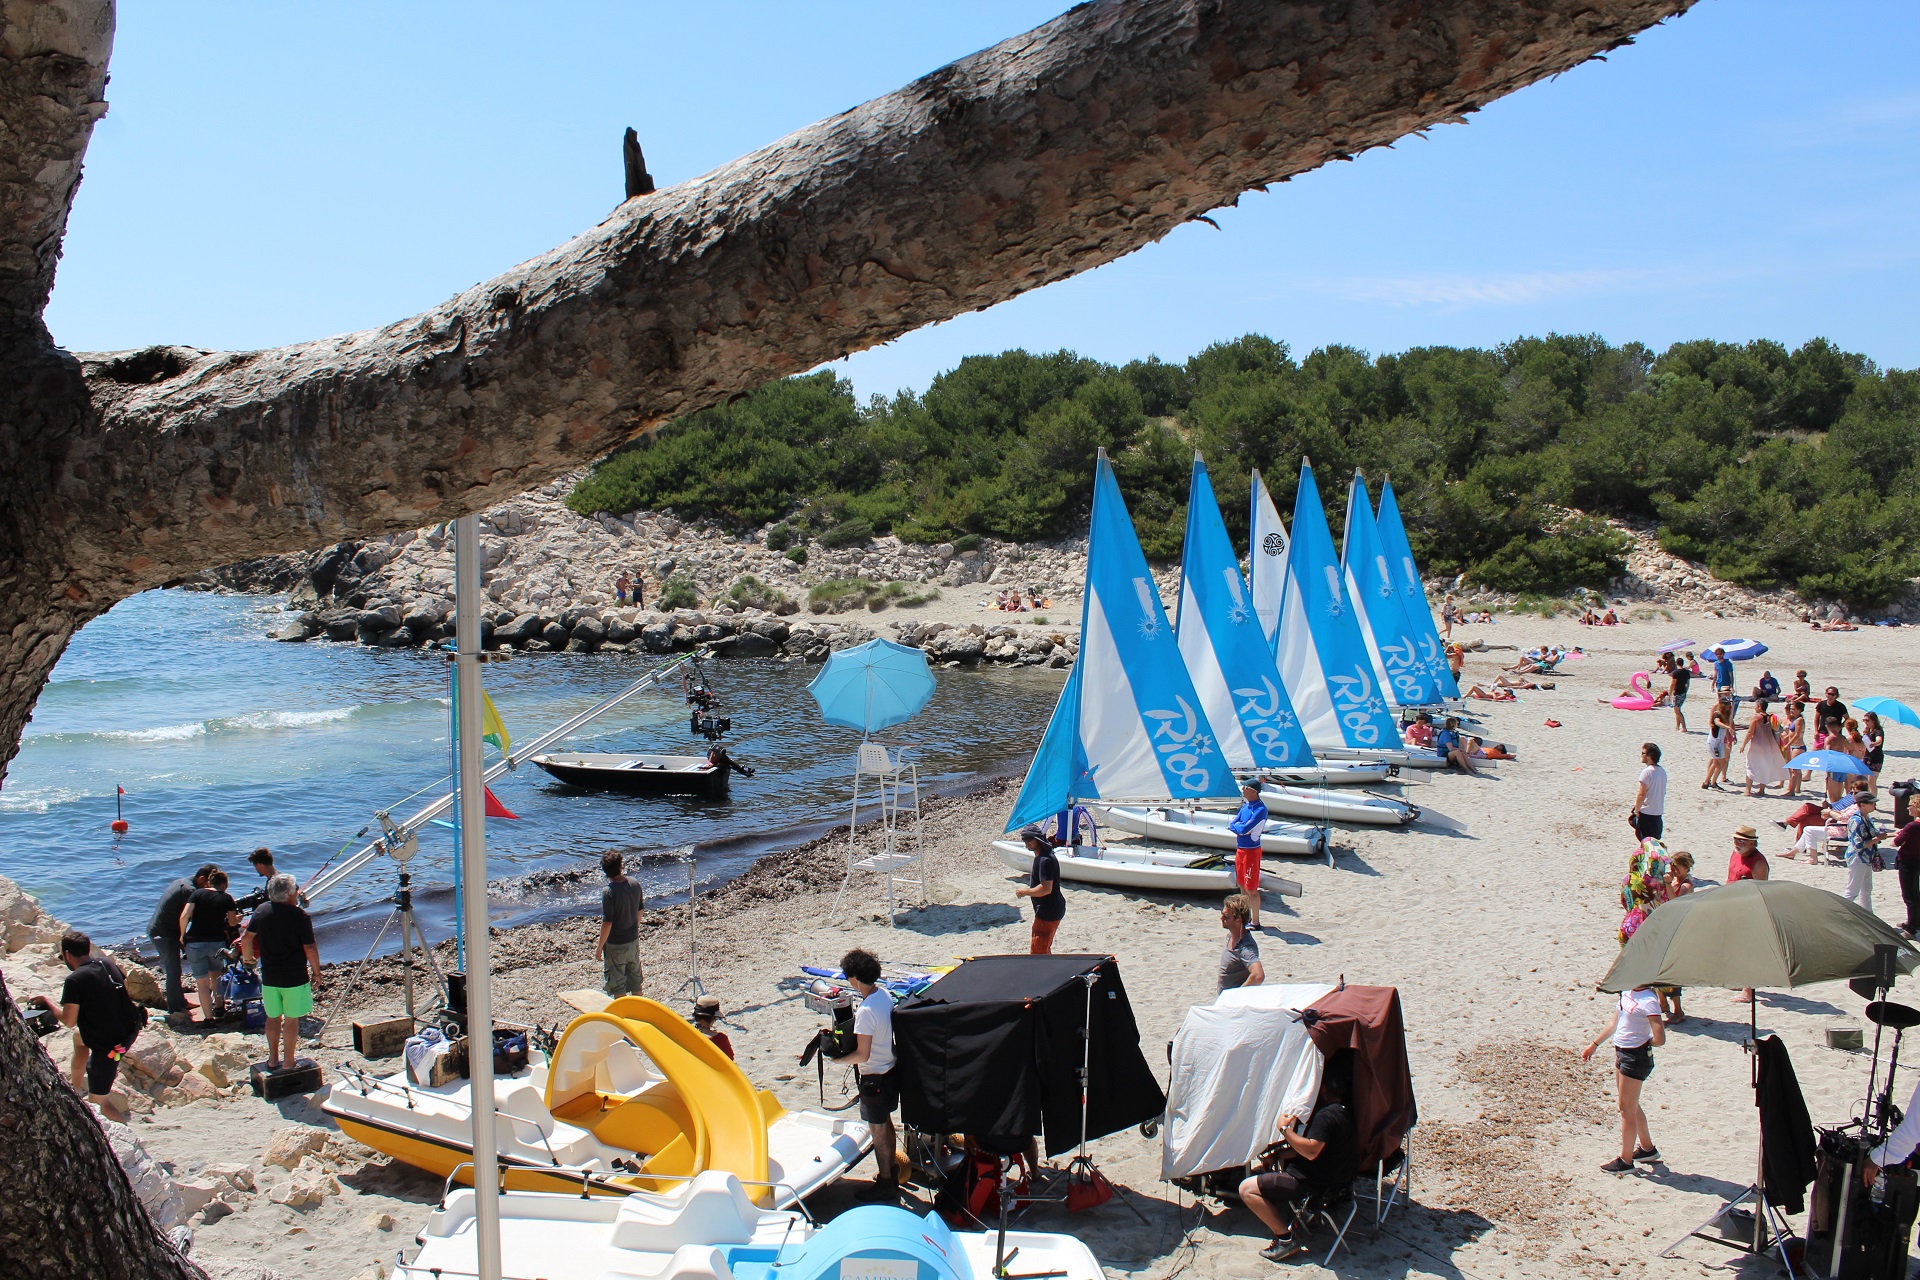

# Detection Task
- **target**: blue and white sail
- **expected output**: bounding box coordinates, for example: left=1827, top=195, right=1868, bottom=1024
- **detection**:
left=1007, top=452, right=1240, bottom=830
left=1175, top=456, right=1316, bottom=771
left=1376, top=478, right=1460, bottom=699
left=1248, top=468, right=1291, bottom=648
left=1342, top=471, right=1443, bottom=708
left=1275, top=461, right=1404, bottom=752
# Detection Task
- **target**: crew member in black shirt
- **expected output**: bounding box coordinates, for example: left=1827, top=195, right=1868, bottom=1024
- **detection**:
left=32, top=930, right=146, bottom=1121
left=1014, top=824, right=1066, bottom=954
left=149, top=863, right=217, bottom=1025
left=596, top=851, right=646, bottom=997
left=1815, top=688, right=1849, bottom=738
left=1236, top=1069, right=1358, bottom=1261
left=180, top=868, right=239, bottom=1023
left=241, top=873, right=321, bottom=1072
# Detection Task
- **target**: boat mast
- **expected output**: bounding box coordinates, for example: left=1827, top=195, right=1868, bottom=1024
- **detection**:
left=454, top=514, right=504, bottom=1280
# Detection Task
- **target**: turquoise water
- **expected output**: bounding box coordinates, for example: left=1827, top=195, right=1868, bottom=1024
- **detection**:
left=0, top=591, right=1060, bottom=950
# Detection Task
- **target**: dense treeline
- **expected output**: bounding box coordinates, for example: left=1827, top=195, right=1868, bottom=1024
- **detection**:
left=569, top=334, right=1920, bottom=607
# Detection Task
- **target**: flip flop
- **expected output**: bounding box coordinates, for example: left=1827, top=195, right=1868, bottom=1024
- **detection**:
left=1544, top=719, right=1562, bottom=728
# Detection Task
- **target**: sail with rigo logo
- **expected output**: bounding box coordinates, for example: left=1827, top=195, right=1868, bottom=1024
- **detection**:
left=1005, top=451, right=1240, bottom=831
left=1375, top=477, right=1461, bottom=700
left=1275, top=461, right=1405, bottom=752
left=1341, top=470, right=1443, bottom=709
left=1173, top=454, right=1315, bottom=772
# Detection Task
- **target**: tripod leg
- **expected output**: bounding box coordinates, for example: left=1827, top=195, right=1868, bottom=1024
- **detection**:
left=318, top=909, right=400, bottom=1043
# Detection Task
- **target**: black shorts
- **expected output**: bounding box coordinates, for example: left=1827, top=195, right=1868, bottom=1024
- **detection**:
left=86, top=1040, right=130, bottom=1095
left=1254, top=1168, right=1306, bottom=1203
left=857, top=1069, right=898, bottom=1124
left=1615, top=1043, right=1654, bottom=1081
left=1631, top=813, right=1664, bottom=841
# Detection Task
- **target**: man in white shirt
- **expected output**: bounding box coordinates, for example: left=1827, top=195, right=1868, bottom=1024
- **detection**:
left=831, top=948, right=900, bottom=1201
left=1631, top=742, right=1667, bottom=841
left=1864, top=1076, right=1920, bottom=1191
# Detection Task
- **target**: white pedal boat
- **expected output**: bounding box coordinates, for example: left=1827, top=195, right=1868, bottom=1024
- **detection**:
left=1259, top=784, right=1419, bottom=826
left=1094, top=805, right=1330, bottom=862
left=322, top=997, right=868, bottom=1207
left=992, top=839, right=1303, bottom=895
left=1258, top=761, right=1395, bottom=786
left=400, top=1170, right=1106, bottom=1280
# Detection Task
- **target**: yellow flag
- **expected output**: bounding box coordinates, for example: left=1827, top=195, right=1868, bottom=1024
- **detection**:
left=481, top=690, right=511, bottom=754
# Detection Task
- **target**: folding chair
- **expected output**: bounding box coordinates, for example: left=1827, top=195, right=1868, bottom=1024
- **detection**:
left=1288, top=1185, right=1359, bottom=1266
left=1357, top=1126, right=1412, bottom=1237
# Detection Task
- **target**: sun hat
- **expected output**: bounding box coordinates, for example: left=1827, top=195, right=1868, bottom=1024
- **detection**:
left=694, top=994, right=721, bottom=1016
left=1733, top=824, right=1759, bottom=841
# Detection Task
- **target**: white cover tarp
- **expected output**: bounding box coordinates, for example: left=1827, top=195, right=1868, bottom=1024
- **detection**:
left=1159, top=982, right=1332, bottom=1179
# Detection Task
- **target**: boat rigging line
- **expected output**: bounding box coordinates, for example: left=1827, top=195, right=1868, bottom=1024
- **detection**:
left=303, top=648, right=707, bottom=903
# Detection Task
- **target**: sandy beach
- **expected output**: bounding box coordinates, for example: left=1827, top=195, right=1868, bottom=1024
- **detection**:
left=34, top=603, right=1920, bottom=1280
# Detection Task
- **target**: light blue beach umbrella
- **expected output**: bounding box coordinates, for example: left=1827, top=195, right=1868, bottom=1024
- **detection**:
left=1785, top=750, right=1872, bottom=777
left=807, top=637, right=937, bottom=734
left=1715, top=637, right=1769, bottom=661
left=1855, top=696, right=1920, bottom=731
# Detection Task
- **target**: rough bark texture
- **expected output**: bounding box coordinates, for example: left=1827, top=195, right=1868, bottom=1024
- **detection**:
left=0, top=980, right=205, bottom=1280
left=3, top=0, right=1698, bottom=1267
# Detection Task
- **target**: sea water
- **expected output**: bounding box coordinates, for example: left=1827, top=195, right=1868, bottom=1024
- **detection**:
left=0, top=591, right=1061, bottom=953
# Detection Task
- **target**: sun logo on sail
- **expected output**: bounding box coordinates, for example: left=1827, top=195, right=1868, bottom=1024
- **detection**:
left=1221, top=568, right=1253, bottom=626
left=1375, top=555, right=1395, bottom=599
left=1322, top=565, right=1344, bottom=617
left=1131, top=577, right=1161, bottom=640
left=1262, top=533, right=1286, bottom=557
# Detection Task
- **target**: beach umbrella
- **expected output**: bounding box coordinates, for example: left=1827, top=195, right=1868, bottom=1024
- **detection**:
left=807, top=637, right=937, bottom=734
left=1599, top=880, right=1917, bottom=994
left=1855, top=695, right=1920, bottom=731
left=1784, top=750, right=1872, bottom=776
left=1657, top=639, right=1695, bottom=654
left=1714, top=637, right=1769, bottom=661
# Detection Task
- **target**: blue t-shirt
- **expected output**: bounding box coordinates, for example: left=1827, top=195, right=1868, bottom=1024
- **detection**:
left=1714, top=657, right=1735, bottom=689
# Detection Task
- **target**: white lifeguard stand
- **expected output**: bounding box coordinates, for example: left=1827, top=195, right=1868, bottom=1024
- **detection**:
left=833, top=741, right=924, bottom=924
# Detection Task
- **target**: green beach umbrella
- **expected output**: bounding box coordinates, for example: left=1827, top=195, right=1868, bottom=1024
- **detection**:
left=1599, top=880, right=1919, bottom=993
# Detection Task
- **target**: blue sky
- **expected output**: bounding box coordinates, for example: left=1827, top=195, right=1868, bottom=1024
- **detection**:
left=45, top=1, right=1920, bottom=403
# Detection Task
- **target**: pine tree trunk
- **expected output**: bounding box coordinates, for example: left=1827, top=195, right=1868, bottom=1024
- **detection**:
left=0, top=974, right=205, bottom=1279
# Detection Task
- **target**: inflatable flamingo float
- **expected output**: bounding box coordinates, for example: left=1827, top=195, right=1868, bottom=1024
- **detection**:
left=1609, top=672, right=1658, bottom=710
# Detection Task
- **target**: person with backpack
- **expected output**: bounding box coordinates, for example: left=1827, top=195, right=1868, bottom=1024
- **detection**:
left=31, top=930, right=148, bottom=1122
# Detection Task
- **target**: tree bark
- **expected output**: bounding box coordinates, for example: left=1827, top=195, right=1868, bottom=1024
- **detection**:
left=1, top=0, right=1690, bottom=1255
left=0, top=981, right=205, bottom=1279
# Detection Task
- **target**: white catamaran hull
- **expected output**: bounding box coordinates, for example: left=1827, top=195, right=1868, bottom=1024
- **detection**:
left=1260, top=761, right=1394, bottom=786
left=1310, top=745, right=1447, bottom=770
left=1094, top=805, right=1329, bottom=860
left=993, top=839, right=1239, bottom=893
left=1259, top=785, right=1418, bottom=826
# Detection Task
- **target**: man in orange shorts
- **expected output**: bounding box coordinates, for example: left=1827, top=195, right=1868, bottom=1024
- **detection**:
left=1014, top=825, right=1066, bottom=953
left=1228, top=781, right=1269, bottom=927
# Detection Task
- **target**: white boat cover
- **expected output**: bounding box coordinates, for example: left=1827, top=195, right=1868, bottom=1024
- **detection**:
left=1160, top=982, right=1333, bottom=1179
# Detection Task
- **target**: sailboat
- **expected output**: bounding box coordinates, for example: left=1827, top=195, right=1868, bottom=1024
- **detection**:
left=1377, top=477, right=1461, bottom=700
left=1341, top=470, right=1444, bottom=709
left=997, top=452, right=1308, bottom=891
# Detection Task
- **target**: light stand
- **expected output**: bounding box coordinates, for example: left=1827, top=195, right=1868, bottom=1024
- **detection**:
left=1660, top=996, right=1799, bottom=1275
left=675, top=853, right=704, bottom=999
left=1058, top=970, right=1147, bottom=1226
left=991, top=1153, right=1067, bottom=1280
left=316, top=818, right=446, bottom=1040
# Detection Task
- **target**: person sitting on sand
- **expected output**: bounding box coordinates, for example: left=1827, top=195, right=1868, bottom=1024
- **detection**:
left=1602, top=606, right=1619, bottom=625
left=1434, top=716, right=1479, bottom=776
left=1467, top=736, right=1513, bottom=761
left=1753, top=670, right=1781, bottom=701
left=693, top=994, right=734, bottom=1059
left=1464, top=684, right=1516, bottom=702
left=1403, top=714, right=1435, bottom=749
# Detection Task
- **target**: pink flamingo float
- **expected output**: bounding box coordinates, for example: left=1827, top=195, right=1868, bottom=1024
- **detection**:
left=1609, top=671, right=1657, bottom=711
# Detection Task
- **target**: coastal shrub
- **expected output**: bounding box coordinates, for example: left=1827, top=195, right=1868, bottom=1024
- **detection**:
left=784, top=547, right=808, bottom=566
left=808, top=578, right=874, bottom=614
left=727, top=574, right=792, bottom=612
left=656, top=574, right=700, bottom=611
left=764, top=523, right=794, bottom=552
left=817, top=518, right=874, bottom=549
left=570, top=334, right=1920, bottom=608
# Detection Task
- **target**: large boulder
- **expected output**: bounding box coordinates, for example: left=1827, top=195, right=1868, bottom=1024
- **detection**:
left=375, top=625, right=417, bottom=648
left=640, top=622, right=675, bottom=653
left=355, top=605, right=401, bottom=641
left=567, top=616, right=606, bottom=653
left=715, top=631, right=776, bottom=658
left=605, top=617, right=638, bottom=646
left=497, top=612, right=544, bottom=647
left=539, top=620, right=570, bottom=649
left=747, top=618, right=791, bottom=645
left=122, top=963, right=165, bottom=1007
left=321, top=611, right=360, bottom=642
left=925, top=630, right=986, bottom=663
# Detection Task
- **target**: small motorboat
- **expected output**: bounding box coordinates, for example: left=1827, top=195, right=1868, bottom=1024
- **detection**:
left=1094, top=805, right=1330, bottom=864
left=991, top=839, right=1302, bottom=896
left=321, top=997, right=867, bottom=1206
left=401, top=1169, right=1106, bottom=1280
left=1259, top=784, right=1418, bottom=826
left=532, top=751, right=731, bottom=797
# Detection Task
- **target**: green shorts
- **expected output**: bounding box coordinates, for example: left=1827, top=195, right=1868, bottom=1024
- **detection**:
left=262, top=983, right=313, bottom=1018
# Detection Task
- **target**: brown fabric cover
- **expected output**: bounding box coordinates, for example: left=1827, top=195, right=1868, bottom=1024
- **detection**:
left=1302, top=985, right=1417, bottom=1172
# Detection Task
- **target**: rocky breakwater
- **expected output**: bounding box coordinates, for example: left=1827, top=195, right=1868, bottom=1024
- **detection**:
left=199, top=474, right=1087, bottom=667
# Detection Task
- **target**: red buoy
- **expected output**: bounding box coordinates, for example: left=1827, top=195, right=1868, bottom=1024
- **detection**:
left=112, top=785, right=129, bottom=833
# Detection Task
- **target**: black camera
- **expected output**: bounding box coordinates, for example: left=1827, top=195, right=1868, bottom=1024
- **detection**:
left=21, top=1005, right=60, bottom=1037
left=690, top=710, right=732, bottom=742
left=233, top=887, right=268, bottom=913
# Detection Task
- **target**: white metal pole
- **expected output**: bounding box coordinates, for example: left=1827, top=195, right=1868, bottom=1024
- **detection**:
left=454, top=514, right=503, bottom=1280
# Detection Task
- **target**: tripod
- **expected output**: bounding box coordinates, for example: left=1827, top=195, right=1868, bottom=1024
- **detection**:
left=675, top=853, right=705, bottom=999
left=319, top=870, right=446, bottom=1040
left=1057, top=970, right=1146, bottom=1224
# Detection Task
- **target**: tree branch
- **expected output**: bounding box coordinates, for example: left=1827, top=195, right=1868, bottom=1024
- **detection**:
left=63, top=0, right=1693, bottom=591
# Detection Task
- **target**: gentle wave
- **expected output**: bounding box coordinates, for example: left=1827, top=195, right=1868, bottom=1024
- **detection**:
left=22, top=701, right=436, bottom=748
